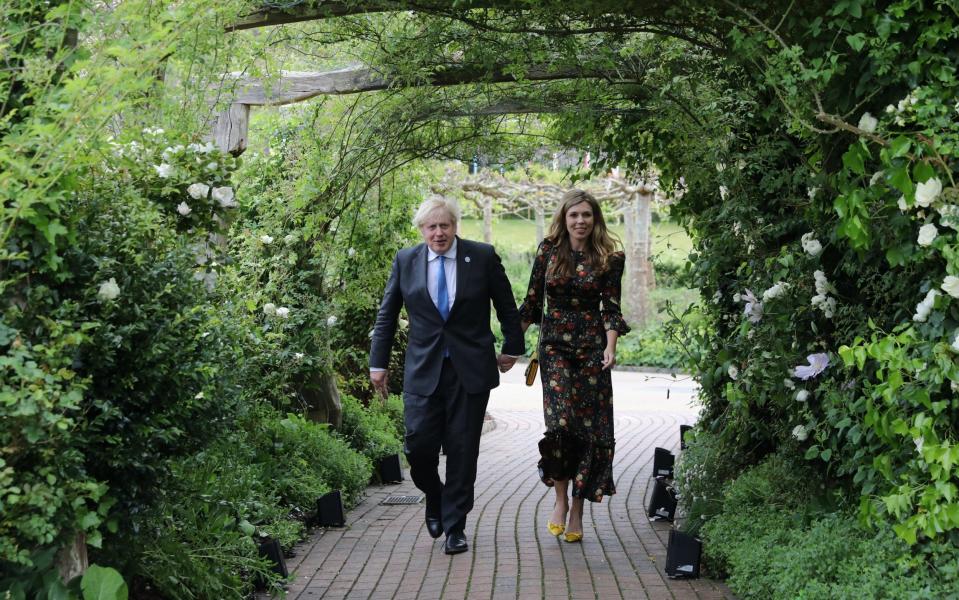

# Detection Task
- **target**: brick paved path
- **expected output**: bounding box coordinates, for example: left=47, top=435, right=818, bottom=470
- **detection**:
left=280, top=369, right=735, bottom=600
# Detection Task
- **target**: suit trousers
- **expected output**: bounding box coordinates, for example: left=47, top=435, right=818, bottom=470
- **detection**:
left=403, top=358, right=490, bottom=535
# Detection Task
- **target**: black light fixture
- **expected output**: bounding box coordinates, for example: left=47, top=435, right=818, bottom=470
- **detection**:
left=257, top=538, right=289, bottom=578
left=316, top=490, right=345, bottom=527
left=377, top=453, right=404, bottom=484
left=680, top=424, right=693, bottom=450
left=646, top=477, right=678, bottom=521
left=665, top=529, right=702, bottom=579
left=653, top=447, right=675, bottom=478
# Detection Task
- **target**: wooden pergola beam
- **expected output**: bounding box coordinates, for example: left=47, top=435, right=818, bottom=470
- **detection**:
left=226, top=62, right=630, bottom=106
left=212, top=61, right=639, bottom=154
left=229, top=1, right=503, bottom=31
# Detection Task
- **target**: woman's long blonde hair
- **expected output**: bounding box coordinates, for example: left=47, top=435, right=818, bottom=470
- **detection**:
left=545, top=189, right=620, bottom=278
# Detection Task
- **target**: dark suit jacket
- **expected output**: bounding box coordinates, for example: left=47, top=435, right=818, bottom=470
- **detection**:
left=370, top=237, right=525, bottom=396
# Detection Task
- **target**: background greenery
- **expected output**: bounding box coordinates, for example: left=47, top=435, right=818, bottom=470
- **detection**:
left=3, top=0, right=957, bottom=599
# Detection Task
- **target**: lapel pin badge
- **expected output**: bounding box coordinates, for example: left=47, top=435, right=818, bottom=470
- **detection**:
left=464, top=256, right=471, bottom=263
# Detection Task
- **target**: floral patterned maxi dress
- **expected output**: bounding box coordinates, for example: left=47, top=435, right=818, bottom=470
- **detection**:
left=519, top=240, right=630, bottom=502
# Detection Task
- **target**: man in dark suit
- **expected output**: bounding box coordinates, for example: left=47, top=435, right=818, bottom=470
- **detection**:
left=370, top=196, right=524, bottom=555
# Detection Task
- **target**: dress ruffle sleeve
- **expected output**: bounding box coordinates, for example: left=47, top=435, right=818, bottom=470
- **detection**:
left=601, top=252, right=630, bottom=336
left=519, top=240, right=551, bottom=325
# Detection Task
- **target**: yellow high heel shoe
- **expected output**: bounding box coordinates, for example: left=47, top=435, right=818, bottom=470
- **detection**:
left=563, top=531, right=583, bottom=543
left=547, top=521, right=565, bottom=536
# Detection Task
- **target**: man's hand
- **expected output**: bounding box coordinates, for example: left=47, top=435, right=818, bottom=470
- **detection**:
left=370, top=370, right=389, bottom=399
left=497, top=354, right=518, bottom=373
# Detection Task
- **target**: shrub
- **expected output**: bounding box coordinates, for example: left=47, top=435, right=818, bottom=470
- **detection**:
left=245, top=407, right=372, bottom=509
left=337, top=394, right=404, bottom=464
left=703, top=510, right=959, bottom=600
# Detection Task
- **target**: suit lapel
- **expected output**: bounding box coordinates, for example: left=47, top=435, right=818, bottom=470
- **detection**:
left=448, top=237, right=471, bottom=320
left=413, top=244, right=434, bottom=311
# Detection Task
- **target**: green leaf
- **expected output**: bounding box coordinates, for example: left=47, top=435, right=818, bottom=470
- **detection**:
left=889, top=136, right=912, bottom=158
left=820, top=448, right=833, bottom=461
left=842, top=145, right=866, bottom=175
left=846, top=33, right=866, bottom=52
left=893, top=522, right=917, bottom=545
left=81, top=565, right=128, bottom=600
left=238, top=519, right=256, bottom=536
left=913, top=162, right=935, bottom=183
left=888, top=165, right=913, bottom=196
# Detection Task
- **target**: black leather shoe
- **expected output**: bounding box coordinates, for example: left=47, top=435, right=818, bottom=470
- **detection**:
left=425, top=515, right=443, bottom=539
left=444, top=531, right=469, bottom=555
left=425, top=495, right=443, bottom=539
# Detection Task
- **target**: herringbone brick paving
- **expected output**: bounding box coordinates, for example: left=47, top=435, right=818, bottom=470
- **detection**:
left=279, top=369, right=735, bottom=600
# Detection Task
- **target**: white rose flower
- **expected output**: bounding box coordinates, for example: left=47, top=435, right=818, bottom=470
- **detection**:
left=728, top=365, right=739, bottom=380
left=276, top=307, right=290, bottom=319
left=917, top=223, right=938, bottom=246
left=915, top=178, right=943, bottom=208
left=898, top=196, right=908, bottom=211
left=897, top=98, right=908, bottom=112
left=742, top=289, right=763, bottom=323
left=858, top=112, right=878, bottom=134
left=176, top=202, right=192, bottom=216
left=719, top=185, right=729, bottom=200
left=187, top=183, right=209, bottom=200
left=212, top=186, right=236, bottom=208
left=801, top=232, right=823, bottom=257
left=347, top=247, right=356, bottom=257
left=762, top=282, right=789, bottom=301
left=154, top=163, right=174, bottom=178
left=792, top=424, right=809, bottom=441
left=263, top=303, right=277, bottom=316
left=913, top=289, right=939, bottom=322
left=97, top=277, right=120, bottom=302
left=326, top=315, right=338, bottom=327
left=795, top=390, right=810, bottom=402
left=260, top=235, right=274, bottom=244
left=885, top=104, right=895, bottom=114
left=399, top=318, right=409, bottom=330
left=732, top=292, right=741, bottom=303
left=294, top=352, right=305, bottom=360
left=942, top=276, right=959, bottom=299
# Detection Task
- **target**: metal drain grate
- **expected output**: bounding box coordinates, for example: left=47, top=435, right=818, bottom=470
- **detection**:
left=381, top=494, right=422, bottom=505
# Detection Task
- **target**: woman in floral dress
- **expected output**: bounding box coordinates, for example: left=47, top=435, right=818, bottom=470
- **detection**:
left=519, top=189, right=630, bottom=543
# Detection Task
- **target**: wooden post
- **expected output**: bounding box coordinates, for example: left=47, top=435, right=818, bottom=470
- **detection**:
left=534, top=204, right=546, bottom=244
left=212, top=103, right=250, bottom=155
left=482, top=199, right=493, bottom=244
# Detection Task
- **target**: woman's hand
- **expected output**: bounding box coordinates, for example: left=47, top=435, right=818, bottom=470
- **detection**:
left=602, top=331, right=618, bottom=370
left=601, top=346, right=616, bottom=370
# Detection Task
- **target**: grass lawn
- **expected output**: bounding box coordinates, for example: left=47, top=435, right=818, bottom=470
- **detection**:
left=458, top=217, right=693, bottom=266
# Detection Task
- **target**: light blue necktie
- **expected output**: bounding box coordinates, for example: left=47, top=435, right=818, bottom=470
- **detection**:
left=437, top=255, right=450, bottom=321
